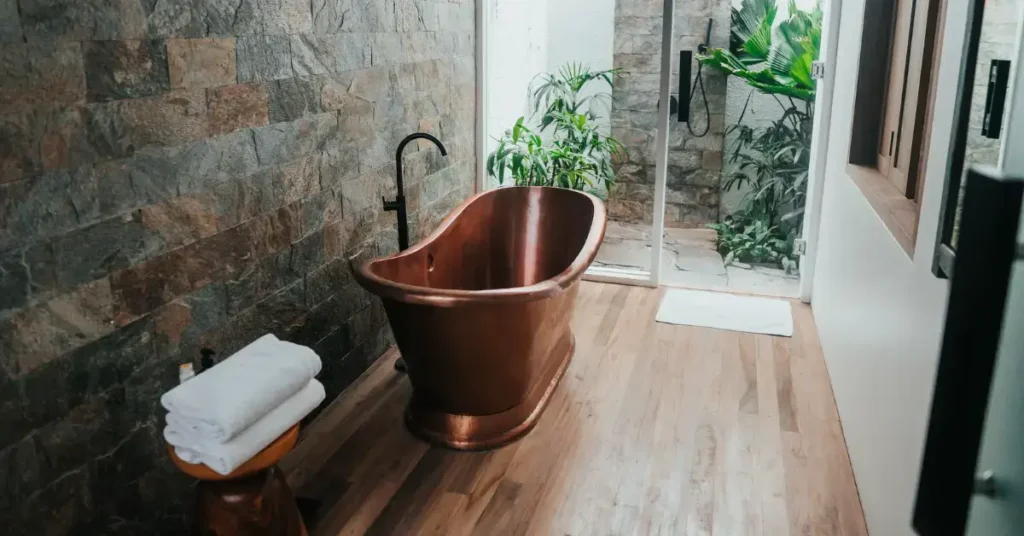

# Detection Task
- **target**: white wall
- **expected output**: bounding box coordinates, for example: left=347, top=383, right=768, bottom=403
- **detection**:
left=484, top=0, right=616, bottom=177
left=485, top=0, right=549, bottom=162
left=546, top=0, right=616, bottom=130
left=810, top=0, right=971, bottom=534
left=721, top=75, right=791, bottom=214
left=546, top=0, right=614, bottom=73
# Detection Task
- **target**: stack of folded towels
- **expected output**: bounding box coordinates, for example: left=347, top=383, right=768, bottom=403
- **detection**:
left=161, top=334, right=326, bottom=476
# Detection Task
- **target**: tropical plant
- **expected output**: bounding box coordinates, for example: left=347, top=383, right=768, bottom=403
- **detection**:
left=530, top=63, right=616, bottom=129
left=699, top=0, right=820, bottom=271
left=699, top=0, right=822, bottom=101
left=707, top=215, right=795, bottom=270
left=486, top=63, right=624, bottom=194
left=724, top=95, right=811, bottom=229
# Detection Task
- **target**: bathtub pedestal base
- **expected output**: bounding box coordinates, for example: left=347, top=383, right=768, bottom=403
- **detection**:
left=405, top=335, right=575, bottom=451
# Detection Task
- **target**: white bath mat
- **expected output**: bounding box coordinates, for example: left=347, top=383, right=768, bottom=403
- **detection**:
left=655, top=288, right=793, bottom=337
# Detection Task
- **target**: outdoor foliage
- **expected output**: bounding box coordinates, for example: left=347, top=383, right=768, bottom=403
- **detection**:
left=725, top=97, right=812, bottom=231
left=707, top=217, right=797, bottom=273
left=699, top=0, right=821, bottom=269
left=699, top=0, right=822, bottom=101
left=486, top=63, right=624, bottom=194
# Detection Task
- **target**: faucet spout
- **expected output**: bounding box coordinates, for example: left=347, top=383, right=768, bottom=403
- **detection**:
left=386, top=133, right=448, bottom=251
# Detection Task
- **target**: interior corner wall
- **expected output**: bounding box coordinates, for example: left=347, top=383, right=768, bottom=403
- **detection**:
left=485, top=0, right=549, bottom=168
left=484, top=0, right=617, bottom=188
left=546, top=0, right=617, bottom=131
left=809, top=0, right=970, bottom=534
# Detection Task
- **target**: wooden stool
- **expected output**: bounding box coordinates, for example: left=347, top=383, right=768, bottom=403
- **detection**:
left=168, top=425, right=307, bottom=536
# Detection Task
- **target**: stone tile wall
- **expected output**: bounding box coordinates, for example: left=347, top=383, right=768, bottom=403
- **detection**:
left=608, top=0, right=730, bottom=227
left=966, top=0, right=1020, bottom=167
left=0, top=0, right=476, bottom=533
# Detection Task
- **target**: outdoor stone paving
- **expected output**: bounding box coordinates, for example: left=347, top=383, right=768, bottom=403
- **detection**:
left=594, top=221, right=800, bottom=297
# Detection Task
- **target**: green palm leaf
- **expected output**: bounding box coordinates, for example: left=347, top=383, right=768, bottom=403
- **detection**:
left=486, top=63, right=624, bottom=193
left=700, top=0, right=821, bottom=102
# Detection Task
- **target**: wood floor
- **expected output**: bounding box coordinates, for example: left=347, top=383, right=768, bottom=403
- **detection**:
left=279, top=282, right=868, bottom=535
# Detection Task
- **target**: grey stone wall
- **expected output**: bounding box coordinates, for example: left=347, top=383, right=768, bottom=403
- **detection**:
left=608, top=0, right=730, bottom=227
left=0, top=0, right=476, bottom=533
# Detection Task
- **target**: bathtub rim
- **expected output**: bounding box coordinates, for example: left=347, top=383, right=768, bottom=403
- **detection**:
left=352, top=186, right=607, bottom=307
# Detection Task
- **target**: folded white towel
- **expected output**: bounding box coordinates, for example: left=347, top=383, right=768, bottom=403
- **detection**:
left=160, top=334, right=321, bottom=443
left=165, top=379, right=326, bottom=475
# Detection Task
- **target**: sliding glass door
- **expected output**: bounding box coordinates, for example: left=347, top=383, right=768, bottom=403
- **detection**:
left=583, top=0, right=676, bottom=286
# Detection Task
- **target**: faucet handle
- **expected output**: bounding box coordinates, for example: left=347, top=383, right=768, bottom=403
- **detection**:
left=382, top=196, right=398, bottom=211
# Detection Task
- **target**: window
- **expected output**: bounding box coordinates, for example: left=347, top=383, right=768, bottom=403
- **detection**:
left=847, top=0, right=946, bottom=254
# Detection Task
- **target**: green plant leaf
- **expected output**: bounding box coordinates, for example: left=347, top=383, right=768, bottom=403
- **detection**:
left=744, top=11, right=774, bottom=58
left=485, top=63, right=624, bottom=194
left=512, top=117, right=525, bottom=143
left=700, top=0, right=820, bottom=102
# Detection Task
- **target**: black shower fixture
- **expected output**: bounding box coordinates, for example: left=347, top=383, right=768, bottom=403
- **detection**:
left=680, top=18, right=713, bottom=137
left=698, top=18, right=713, bottom=54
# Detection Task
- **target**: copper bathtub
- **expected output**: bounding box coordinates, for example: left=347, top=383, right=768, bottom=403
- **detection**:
left=352, top=186, right=607, bottom=450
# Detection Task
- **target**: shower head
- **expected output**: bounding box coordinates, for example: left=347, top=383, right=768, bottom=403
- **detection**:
left=697, top=18, right=714, bottom=54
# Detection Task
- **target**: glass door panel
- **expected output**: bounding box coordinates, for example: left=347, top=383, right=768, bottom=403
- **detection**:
left=935, top=0, right=1024, bottom=276
left=954, top=0, right=1024, bottom=246
left=588, top=0, right=677, bottom=284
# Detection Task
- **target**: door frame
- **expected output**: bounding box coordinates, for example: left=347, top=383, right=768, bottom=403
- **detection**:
left=475, top=0, right=489, bottom=194
left=797, top=0, right=843, bottom=303
left=999, top=3, right=1024, bottom=176
left=644, top=0, right=675, bottom=288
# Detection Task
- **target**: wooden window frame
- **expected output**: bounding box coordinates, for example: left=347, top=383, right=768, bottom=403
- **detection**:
left=847, top=0, right=946, bottom=256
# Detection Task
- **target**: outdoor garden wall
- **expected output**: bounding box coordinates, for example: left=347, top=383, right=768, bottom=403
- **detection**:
left=607, top=0, right=730, bottom=228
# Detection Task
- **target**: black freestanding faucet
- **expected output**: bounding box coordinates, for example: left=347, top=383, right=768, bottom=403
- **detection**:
left=384, top=133, right=448, bottom=251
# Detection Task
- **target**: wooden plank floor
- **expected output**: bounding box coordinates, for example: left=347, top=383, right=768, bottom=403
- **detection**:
left=280, top=282, right=868, bottom=535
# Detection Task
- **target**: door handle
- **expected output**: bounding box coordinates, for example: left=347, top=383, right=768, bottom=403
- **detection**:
left=982, top=59, right=1011, bottom=139
left=679, top=50, right=692, bottom=123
